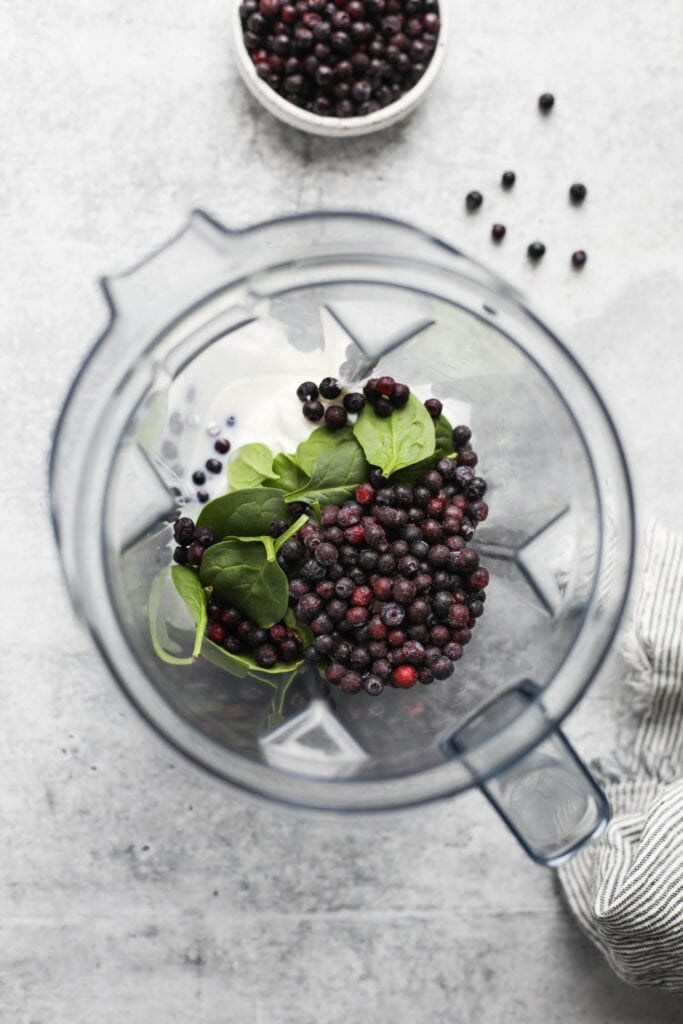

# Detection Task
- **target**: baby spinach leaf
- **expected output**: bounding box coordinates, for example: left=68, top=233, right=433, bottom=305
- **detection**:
left=202, top=639, right=297, bottom=679
left=199, top=537, right=290, bottom=627
left=148, top=569, right=197, bottom=666
left=392, top=413, right=455, bottom=486
left=265, top=452, right=308, bottom=493
left=266, top=670, right=301, bottom=730
left=353, top=392, right=436, bottom=477
left=434, top=413, right=454, bottom=458
left=228, top=443, right=279, bottom=491
left=284, top=439, right=368, bottom=506
left=171, top=565, right=208, bottom=659
left=197, top=488, right=288, bottom=539
left=296, top=425, right=355, bottom=476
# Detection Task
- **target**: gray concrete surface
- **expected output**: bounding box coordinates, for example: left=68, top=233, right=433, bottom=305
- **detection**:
left=2, top=1, right=682, bottom=1021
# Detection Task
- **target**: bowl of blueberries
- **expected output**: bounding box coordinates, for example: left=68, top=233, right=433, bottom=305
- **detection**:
left=233, top=0, right=447, bottom=136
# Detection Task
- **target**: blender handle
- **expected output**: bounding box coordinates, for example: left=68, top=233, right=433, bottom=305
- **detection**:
left=477, top=727, right=610, bottom=867
left=447, top=683, right=610, bottom=867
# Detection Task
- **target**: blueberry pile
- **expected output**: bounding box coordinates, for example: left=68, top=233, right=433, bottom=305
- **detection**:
left=280, top=434, right=489, bottom=695
left=239, top=0, right=441, bottom=119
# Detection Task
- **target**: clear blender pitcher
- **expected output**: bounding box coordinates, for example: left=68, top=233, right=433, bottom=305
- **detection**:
left=50, top=212, right=635, bottom=865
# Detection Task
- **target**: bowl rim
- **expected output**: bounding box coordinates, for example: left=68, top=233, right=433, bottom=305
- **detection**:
left=231, top=0, right=449, bottom=138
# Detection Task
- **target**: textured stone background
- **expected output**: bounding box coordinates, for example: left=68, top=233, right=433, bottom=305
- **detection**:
left=1, top=1, right=682, bottom=1021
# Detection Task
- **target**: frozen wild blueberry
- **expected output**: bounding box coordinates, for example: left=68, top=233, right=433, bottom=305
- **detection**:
left=319, top=377, right=341, bottom=399
left=376, top=376, right=396, bottom=397
left=255, top=644, right=278, bottom=668
left=527, top=241, right=546, bottom=261
left=501, top=170, right=516, bottom=189
left=173, top=517, right=195, bottom=546
left=424, top=398, right=443, bottom=418
left=325, top=405, right=348, bottom=430
left=569, top=183, right=587, bottom=204
left=343, top=392, right=366, bottom=414
left=303, top=400, right=325, bottom=421
left=391, top=383, right=410, bottom=408
left=297, top=381, right=319, bottom=402
left=393, top=665, right=417, bottom=689
left=194, top=527, right=215, bottom=548
left=374, top=396, right=394, bottom=418
left=269, top=519, right=289, bottom=538
left=466, top=191, right=483, bottom=211
left=363, top=675, right=384, bottom=696
left=572, top=250, right=588, bottom=268
left=187, top=542, right=204, bottom=566
left=452, top=424, right=472, bottom=447
left=538, top=92, right=555, bottom=112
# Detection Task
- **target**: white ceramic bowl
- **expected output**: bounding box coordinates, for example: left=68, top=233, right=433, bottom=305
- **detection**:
left=232, top=1, right=448, bottom=138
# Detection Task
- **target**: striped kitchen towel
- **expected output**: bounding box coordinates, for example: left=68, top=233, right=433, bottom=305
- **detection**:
left=558, top=520, right=683, bottom=991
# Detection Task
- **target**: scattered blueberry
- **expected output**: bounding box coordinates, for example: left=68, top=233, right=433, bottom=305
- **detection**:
left=206, top=458, right=223, bottom=474
left=501, top=170, right=516, bottom=189
left=491, top=224, right=506, bottom=241
left=538, top=92, right=555, bottom=112
left=466, top=191, right=483, bottom=211
left=214, top=438, right=231, bottom=454
left=527, top=242, right=546, bottom=261
left=572, top=250, right=588, bottom=268
left=569, top=182, right=587, bottom=204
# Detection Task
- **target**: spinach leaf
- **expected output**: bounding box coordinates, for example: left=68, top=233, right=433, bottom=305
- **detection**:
left=171, top=565, right=208, bottom=659
left=392, top=413, right=454, bottom=486
left=434, top=413, right=454, bottom=458
left=203, top=638, right=297, bottom=679
left=199, top=537, right=290, bottom=627
left=148, top=569, right=197, bottom=666
left=353, top=392, right=436, bottom=477
left=197, top=487, right=289, bottom=539
left=266, top=670, right=301, bottom=730
left=296, top=425, right=355, bottom=476
left=228, top=443, right=279, bottom=491
left=284, top=438, right=368, bottom=506
left=264, top=452, right=308, bottom=493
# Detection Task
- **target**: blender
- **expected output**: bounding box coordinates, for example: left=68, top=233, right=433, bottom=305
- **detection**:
left=50, top=211, right=635, bottom=865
